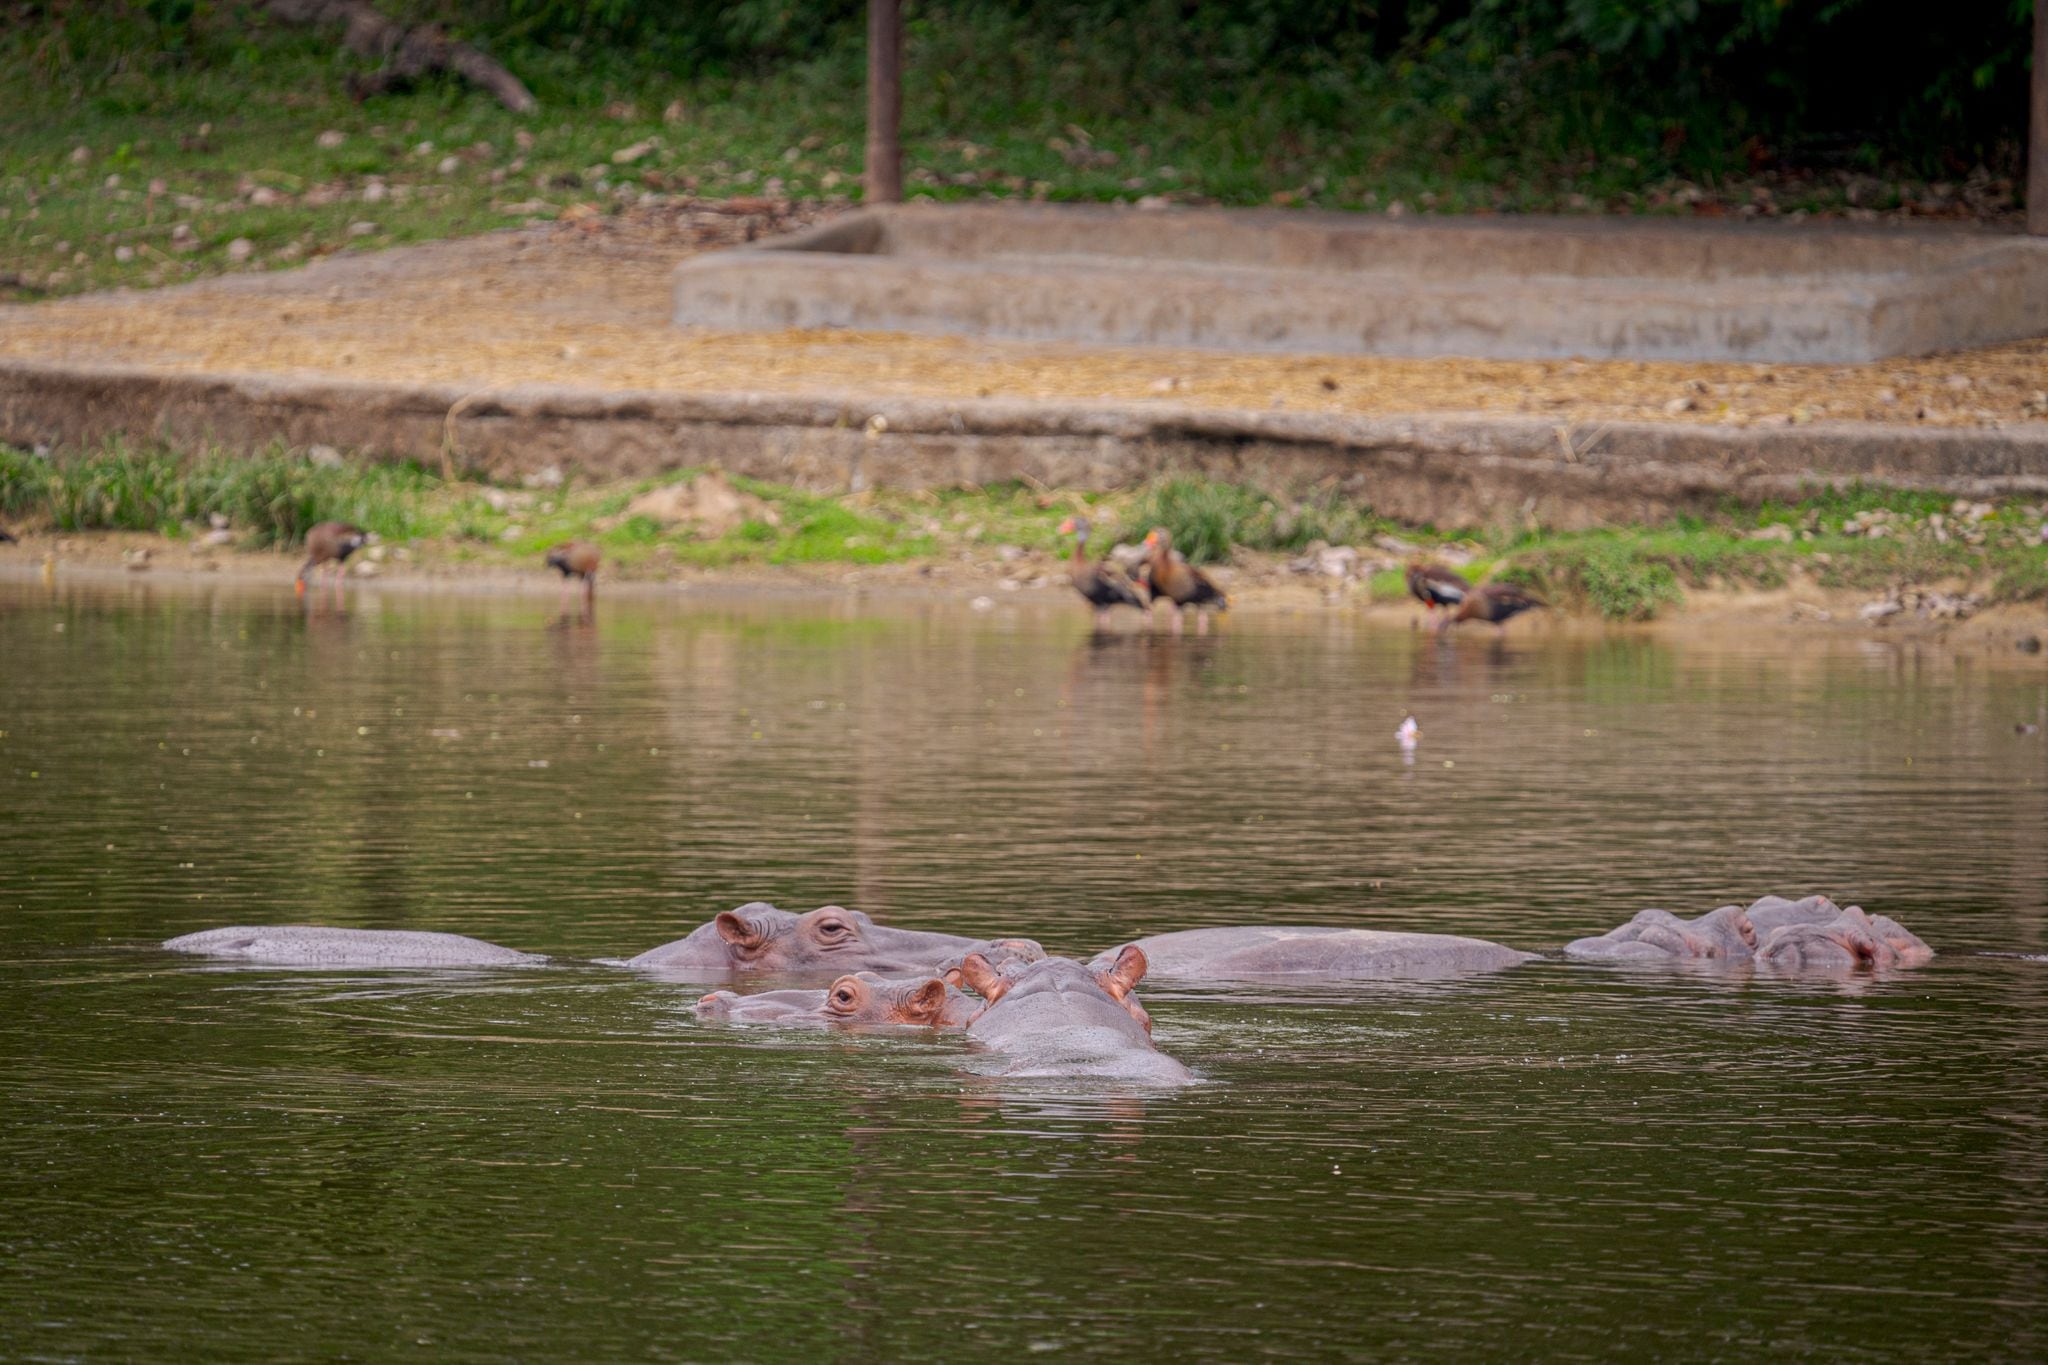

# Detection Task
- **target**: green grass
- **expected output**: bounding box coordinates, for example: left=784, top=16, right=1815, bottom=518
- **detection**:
left=7, top=442, right=2045, bottom=620
left=1, top=8, right=2015, bottom=301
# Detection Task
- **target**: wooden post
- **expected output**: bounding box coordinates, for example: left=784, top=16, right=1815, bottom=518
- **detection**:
left=2032, top=0, right=2047, bottom=234
left=865, top=0, right=903, bottom=204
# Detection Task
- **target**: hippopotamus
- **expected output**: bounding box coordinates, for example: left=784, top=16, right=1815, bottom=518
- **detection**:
left=1561, top=904, right=1759, bottom=961
left=693, top=972, right=976, bottom=1027
left=1754, top=904, right=1934, bottom=970
left=620, top=903, right=988, bottom=978
left=1085, top=926, right=1535, bottom=980
left=1565, top=895, right=1933, bottom=971
left=163, top=925, right=546, bottom=968
left=953, top=947, right=1192, bottom=1085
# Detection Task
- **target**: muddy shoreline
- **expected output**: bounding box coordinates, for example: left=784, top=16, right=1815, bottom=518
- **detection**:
left=8, top=530, right=2046, bottom=652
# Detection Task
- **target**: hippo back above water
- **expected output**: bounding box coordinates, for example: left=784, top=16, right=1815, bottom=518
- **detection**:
left=1087, top=926, right=1535, bottom=981
left=163, top=925, right=546, bottom=968
left=621, top=902, right=987, bottom=979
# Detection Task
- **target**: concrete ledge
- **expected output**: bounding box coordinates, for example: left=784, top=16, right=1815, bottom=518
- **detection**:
left=673, top=204, right=2048, bottom=363
left=4, top=358, right=2047, bottom=529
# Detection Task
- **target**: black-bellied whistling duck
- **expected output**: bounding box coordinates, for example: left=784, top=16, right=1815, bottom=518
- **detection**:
left=1057, top=515, right=1147, bottom=623
left=1141, top=527, right=1228, bottom=635
left=0, top=527, right=17, bottom=544
left=296, top=521, right=368, bottom=604
left=1406, top=559, right=1470, bottom=621
left=545, top=540, right=600, bottom=612
left=1443, top=581, right=1545, bottom=635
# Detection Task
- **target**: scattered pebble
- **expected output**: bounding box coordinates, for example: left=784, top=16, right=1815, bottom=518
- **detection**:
left=347, top=221, right=378, bottom=237
left=970, top=595, right=995, bottom=611
left=316, top=129, right=346, bottom=149
left=225, top=238, right=253, bottom=263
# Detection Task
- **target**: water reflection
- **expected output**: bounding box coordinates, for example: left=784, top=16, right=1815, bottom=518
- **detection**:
left=1, top=575, right=2045, bottom=1357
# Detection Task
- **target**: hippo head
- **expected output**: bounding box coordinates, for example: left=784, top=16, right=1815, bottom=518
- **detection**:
left=1756, top=906, right=1889, bottom=970
left=693, top=971, right=970, bottom=1027
left=627, top=902, right=980, bottom=977
left=956, top=944, right=1154, bottom=1034
left=939, top=938, right=1048, bottom=989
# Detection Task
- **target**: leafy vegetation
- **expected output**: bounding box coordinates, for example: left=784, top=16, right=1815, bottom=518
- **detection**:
left=3, top=1, right=2029, bottom=298
left=7, top=442, right=2045, bottom=622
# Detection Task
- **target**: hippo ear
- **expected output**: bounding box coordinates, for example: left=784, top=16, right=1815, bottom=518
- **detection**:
left=903, top=979, right=949, bottom=1024
left=1094, top=944, right=1148, bottom=999
left=714, top=911, right=767, bottom=951
left=956, top=952, right=1010, bottom=1005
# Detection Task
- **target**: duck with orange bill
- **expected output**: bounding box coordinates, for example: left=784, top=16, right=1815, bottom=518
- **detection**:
left=295, top=521, right=368, bottom=603
left=1141, top=526, right=1228, bottom=635
left=1405, top=559, right=1471, bottom=620
left=1056, top=515, right=1148, bottom=624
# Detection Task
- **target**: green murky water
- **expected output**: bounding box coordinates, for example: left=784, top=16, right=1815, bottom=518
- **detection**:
left=3, top=575, right=2046, bottom=1359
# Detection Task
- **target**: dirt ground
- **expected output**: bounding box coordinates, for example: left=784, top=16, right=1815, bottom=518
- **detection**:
left=3, top=200, right=2045, bottom=431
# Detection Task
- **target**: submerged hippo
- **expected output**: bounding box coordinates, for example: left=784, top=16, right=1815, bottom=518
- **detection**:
left=622, top=903, right=986, bottom=978
left=1565, top=895, right=1933, bottom=971
left=954, top=947, right=1192, bottom=1085
left=693, top=972, right=976, bottom=1028
left=163, top=925, right=545, bottom=968
left=1560, top=904, right=1759, bottom=961
left=1754, top=904, right=1934, bottom=970
left=1086, top=926, right=1535, bottom=981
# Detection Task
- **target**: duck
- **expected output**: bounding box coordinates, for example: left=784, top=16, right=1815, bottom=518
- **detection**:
left=1405, top=559, right=1471, bottom=620
left=295, top=521, right=368, bottom=602
left=1057, top=516, right=1147, bottom=623
left=545, top=540, right=601, bottom=612
left=1141, top=527, right=1228, bottom=635
left=0, top=526, right=16, bottom=544
left=1442, top=581, right=1546, bottom=635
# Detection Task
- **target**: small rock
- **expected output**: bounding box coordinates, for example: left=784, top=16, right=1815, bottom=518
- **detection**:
left=1148, top=376, right=1183, bottom=394
left=200, top=528, right=234, bottom=547
left=521, top=465, right=565, bottom=490
left=208, top=512, right=230, bottom=530
left=1875, top=388, right=1899, bottom=404
left=225, top=237, right=253, bottom=263
left=1859, top=598, right=1903, bottom=622
left=514, top=129, right=536, bottom=151
left=113, top=245, right=134, bottom=263
left=367, top=544, right=387, bottom=562
left=1663, top=396, right=1696, bottom=415
left=662, top=100, right=687, bottom=125
left=611, top=140, right=657, bottom=165
left=1944, top=374, right=1973, bottom=390
left=1745, top=524, right=1795, bottom=542
left=347, top=221, right=378, bottom=237
left=308, top=445, right=343, bottom=468
left=996, top=544, right=1025, bottom=563
left=69, top=145, right=90, bottom=165
left=316, top=129, right=346, bottom=149
left=437, top=155, right=461, bottom=175
left=249, top=186, right=282, bottom=207
left=500, top=525, right=524, bottom=542
left=970, top=595, right=996, bottom=611
left=352, top=560, right=380, bottom=577
left=361, top=180, right=388, bottom=204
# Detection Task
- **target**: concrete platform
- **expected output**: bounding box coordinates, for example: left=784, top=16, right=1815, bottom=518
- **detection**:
left=672, top=204, right=2048, bottom=363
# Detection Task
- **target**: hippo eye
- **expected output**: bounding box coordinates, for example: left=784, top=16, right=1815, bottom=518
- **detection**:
left=829, top=985, right=859, bottom=1010
left=816, top=919, right=851, bottom=939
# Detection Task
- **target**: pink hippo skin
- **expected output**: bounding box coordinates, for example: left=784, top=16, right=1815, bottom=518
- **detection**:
left=955, top=947, right=1191, bottom=1085
left=1086, top=926, right=1534, bottom=981
left=694, top=972, right=976, bottom=1027
left=621, top=903, right=992, bottom=979
left=1755, top=905, right=1935, bottom=970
